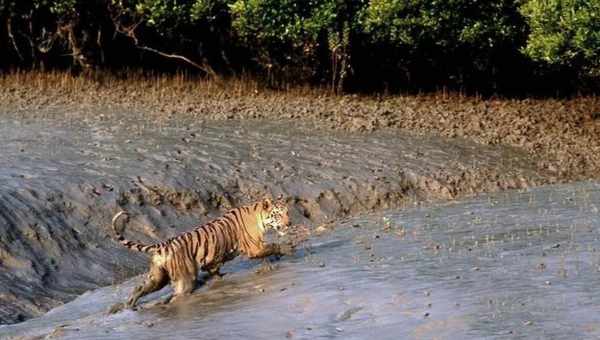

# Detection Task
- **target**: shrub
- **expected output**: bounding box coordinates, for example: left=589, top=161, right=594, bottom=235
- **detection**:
left=520, top=0, right=600, bottom=77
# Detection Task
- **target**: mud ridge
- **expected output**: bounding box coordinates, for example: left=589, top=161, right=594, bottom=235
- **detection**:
left=0, top=115, right=552, bottom=324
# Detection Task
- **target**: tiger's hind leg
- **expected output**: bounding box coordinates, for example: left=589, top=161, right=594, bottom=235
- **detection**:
left=108, top=265, right=168, bottom=314
left=127, top=265, right=169, bottom=308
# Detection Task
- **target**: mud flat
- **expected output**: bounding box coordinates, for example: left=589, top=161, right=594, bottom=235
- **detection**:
left=2, top=72, right=600, bottom=179
left=0, top=112, right=553, bottom=324
left=2, top=181, right=599, bottom=339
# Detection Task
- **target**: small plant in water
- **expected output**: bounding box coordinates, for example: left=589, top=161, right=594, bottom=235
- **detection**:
left=382, top=217, right=393, bottom=231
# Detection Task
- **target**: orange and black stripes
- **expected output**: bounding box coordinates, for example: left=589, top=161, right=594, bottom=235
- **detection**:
left=111, top=203, right=270, bottom=264
left=108, top=198, right=291, bottom=310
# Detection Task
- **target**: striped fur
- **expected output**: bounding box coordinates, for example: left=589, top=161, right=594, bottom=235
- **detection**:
left=109, top=198, right=291, bottom=311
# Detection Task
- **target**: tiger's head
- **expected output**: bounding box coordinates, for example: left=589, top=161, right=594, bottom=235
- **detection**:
left=260, top=197, right=291, bottom=236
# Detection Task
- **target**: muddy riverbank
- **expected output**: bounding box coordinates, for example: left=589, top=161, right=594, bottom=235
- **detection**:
left=3, top=181, right=600, bottom=339
left=0, top=112, right=553, bottom=324
left=2, top=72, right=600, bottom=180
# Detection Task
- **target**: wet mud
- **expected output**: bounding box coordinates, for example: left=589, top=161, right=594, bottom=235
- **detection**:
left=0, top=113, right=551, bottom=324
left=2, top=182, right=599, bottom=339
left=2, top=72, right=600, bottom=179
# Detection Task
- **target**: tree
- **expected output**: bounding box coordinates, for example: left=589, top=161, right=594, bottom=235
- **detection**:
left=359, top=0, right=524, bottom=89
left=109, top=0, right=235, bottom=75
left=520, top=0, right=600, bottom=77
left=1, top=1, right=58, bottom=68
left=230, top=0, right=362, bottom=91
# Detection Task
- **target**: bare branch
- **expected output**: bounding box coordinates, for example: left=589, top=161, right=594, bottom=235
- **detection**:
left=108, top=5, right=217, bottom=77
left=136, top=45, right=216, bottom=76
left=6, top=17, right=24, bottom=61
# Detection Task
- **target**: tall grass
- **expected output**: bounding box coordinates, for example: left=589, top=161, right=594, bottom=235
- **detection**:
left=0, top=69, right=333, bottom=100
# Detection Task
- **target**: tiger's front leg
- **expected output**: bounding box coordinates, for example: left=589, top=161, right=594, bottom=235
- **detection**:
left=249, top=243, right=293, bottom=274
left=249, top=243, right=295, bottom=259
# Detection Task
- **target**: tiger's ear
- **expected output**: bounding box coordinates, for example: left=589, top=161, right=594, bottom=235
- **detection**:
left=262, top=198, right=273, bottom=210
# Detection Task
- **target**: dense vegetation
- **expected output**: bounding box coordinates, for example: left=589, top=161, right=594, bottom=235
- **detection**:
left=0, top=0, right=598, bottom=94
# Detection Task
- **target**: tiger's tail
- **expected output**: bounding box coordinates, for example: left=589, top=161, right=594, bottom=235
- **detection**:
left=111, top=211, right=158, bottom=254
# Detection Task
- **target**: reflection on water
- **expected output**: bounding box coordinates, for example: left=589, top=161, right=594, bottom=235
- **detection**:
left=2, top=181, right=599, bottom=339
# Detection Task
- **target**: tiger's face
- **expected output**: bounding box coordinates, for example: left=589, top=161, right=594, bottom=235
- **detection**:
left=260, top=198, right=291, bottom=236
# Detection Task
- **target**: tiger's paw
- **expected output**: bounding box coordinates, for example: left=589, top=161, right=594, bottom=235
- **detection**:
left=107, top=302, right=126, bottom=315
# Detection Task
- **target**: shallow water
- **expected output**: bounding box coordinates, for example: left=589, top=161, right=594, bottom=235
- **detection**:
left=0, top=115, right=548, bottom=323
left=2, top=181, right=599, bottom=339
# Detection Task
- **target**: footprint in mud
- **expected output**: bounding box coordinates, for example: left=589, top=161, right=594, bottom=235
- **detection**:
left=255, top=261, right=278, bottom=275
left=336, top=306, right=364, bottom=321
left=108, top=298, right=173, bottom=315
left=46, top=324, right=80, bottom=339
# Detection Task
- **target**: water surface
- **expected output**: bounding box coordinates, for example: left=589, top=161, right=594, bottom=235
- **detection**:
left=3, top=181, right=599, bottom=339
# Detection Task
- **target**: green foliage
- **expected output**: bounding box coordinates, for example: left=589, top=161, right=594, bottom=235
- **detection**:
left=230, top=0, right=324, bottom=44
left=520, top=0, right=600, bottom=75
left=190, top=0, right=223, bottom=21
left=111, top=0, right=232, bottom=37
left=124, top=0, right=193, bottom=34
left=229, top=0, right=362, bottom=89
left=1, top=0, right=599, bottom=92
left=49, top=0, right=77, bottom=17
left=360, top=0, right=521, bottom=52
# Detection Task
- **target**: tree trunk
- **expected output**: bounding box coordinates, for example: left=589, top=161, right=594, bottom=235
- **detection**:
left=59, top=19, right=97, bottom=72
left=330, top=21, right=351, bottom=94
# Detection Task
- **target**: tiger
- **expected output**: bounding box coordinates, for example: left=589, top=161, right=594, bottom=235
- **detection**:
left=108, top=197, right=293, bottom=313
